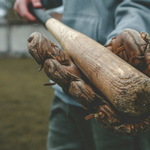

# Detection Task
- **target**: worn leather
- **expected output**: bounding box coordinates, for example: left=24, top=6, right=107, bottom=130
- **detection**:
left=105, top=28, right=150, bottom=77
left=28, top=30, right=150, bottom=136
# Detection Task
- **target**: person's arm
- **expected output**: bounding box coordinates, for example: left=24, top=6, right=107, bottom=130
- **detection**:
left=14, top=0, right=62, bottom=22
left=106, top=0, right=150, bottom=44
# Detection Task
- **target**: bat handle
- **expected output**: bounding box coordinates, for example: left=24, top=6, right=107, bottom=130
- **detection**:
left=28, top=4, right=52, bottom=27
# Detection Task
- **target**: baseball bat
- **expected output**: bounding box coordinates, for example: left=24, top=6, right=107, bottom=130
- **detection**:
left=29, top=5, right=150, bottom=117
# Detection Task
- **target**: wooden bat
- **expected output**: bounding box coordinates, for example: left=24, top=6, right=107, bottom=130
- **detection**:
left=29, top=5, right=150, bottom=117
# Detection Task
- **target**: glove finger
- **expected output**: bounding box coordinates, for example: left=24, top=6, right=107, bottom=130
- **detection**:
left=69, top=79, right=124, bottom=130
left=44, top=59, right=81, bottom=90
left=28, top=32, right=71, bottom=66
left=105, top=29, right=148, bottom=72
left=69, top=80, right=101, bottom=112
left=28, top=32, right=83, bottom=78
left=44, top=59, right=71, bottom=90
left=28, top=32, right=52, bottom=65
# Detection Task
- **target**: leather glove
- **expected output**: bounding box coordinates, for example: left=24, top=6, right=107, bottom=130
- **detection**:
left=28, top=31, right=150, bottom=136
left=105, top=28, right=150, bottom=77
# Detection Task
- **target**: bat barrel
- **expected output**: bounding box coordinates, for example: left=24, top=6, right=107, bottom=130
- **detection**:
left=29, top=5, right=150, bottom=117
left=46, top=18, right=150, bottom=117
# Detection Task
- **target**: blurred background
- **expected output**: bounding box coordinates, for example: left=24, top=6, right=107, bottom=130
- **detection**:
left=0, top=0, right=62, bottom=149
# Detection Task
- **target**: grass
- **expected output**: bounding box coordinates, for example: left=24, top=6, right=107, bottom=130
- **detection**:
left=0, top=58, right=54, bottom=150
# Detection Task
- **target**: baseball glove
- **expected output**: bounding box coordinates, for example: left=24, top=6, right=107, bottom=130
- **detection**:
left=105, top=28, right=150, bottom=77
left=28, top=29, right=150, bottom=136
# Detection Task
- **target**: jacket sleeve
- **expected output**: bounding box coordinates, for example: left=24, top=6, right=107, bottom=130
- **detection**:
left=40, top=0, right=62, bottom=9
left=106, top=0, right=150, bottom=44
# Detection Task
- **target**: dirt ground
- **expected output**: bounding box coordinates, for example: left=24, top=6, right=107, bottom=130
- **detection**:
left=0, top=58, right=54, bottom=150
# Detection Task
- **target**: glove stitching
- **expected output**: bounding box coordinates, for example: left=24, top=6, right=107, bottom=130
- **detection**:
left=52, top=45, right=66, bottom=63
left=118, top=46, right=129, bottom=63
left=52, top=61, right=70, bottom=82
left=102, top=105, right=123, bottom=124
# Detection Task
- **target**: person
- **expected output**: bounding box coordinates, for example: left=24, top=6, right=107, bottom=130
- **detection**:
left=14, top=0, right=150, bottom=150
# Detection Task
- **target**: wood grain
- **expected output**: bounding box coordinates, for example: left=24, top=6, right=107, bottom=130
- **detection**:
left=46, top=18, right=150, bottom=117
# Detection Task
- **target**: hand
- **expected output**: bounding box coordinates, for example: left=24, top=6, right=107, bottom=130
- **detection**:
left=14, top=0, right=42, bottom=22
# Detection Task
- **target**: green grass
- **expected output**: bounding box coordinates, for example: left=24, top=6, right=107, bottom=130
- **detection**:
left=0, top=58, right=54, bottom=150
